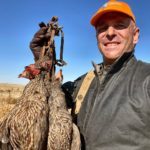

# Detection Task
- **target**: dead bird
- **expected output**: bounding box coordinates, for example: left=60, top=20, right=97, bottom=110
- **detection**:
left=47, top=71, right=81, bottom=150
left=0, top=75, right=50, bottom=150
left=47, top=70, right=72, bottom=150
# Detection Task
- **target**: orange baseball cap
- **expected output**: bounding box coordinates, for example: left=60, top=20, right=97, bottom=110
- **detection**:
left=90, top=0, right=136, bottom=26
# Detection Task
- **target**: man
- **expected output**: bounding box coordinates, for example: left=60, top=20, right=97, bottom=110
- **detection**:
left=30, top=0, right=150, bottom=149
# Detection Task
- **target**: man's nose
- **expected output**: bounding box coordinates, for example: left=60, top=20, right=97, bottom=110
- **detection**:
left=106, top=26, right=116, bottom=39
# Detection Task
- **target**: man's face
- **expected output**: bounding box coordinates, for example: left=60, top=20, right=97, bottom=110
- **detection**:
left=96, top=12, right=139, bottom=65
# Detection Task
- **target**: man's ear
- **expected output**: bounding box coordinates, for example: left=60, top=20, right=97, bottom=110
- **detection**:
left=133, top=27, right=140, bottom=44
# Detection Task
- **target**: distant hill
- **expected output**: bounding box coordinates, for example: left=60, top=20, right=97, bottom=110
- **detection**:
left=0, top=83, right=25, bottom=118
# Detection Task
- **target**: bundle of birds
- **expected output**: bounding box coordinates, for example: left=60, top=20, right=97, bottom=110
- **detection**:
left=0, top=70, right=81, bottom=150
left=0, top=17, right=81, bottom=150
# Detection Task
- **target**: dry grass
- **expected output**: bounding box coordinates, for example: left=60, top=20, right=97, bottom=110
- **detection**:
left=0, top=83, right=25, bottom=119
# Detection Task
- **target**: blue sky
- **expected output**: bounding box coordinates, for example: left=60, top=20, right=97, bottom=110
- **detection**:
left=0, top=0, right=149, bottom=85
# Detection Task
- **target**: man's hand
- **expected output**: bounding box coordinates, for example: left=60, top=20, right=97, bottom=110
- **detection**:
left=29, top=26, right=50, bottom=61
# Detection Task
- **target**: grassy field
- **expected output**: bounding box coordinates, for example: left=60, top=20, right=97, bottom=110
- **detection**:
left=0, top=83, right=24, bottom=119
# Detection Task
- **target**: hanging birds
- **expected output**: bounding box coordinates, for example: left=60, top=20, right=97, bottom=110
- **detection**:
left=0, top=72, right=81, bottom=150
left=0, top=17, right=81, bottom=150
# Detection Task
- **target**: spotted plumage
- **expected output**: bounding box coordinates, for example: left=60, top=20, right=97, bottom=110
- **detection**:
left=0, top=75, right=81, bottom=150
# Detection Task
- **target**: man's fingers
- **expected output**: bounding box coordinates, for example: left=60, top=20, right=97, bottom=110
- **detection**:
left=34, top=26, right=48, bottom=37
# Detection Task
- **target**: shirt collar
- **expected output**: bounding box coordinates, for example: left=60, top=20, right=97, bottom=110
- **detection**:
left=93, top=51, right=137, bottom=77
